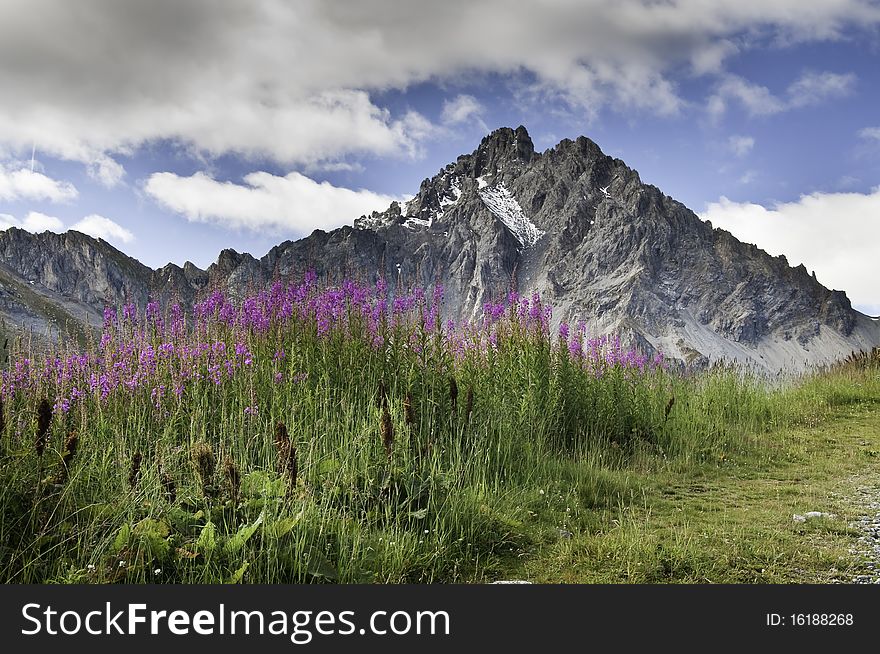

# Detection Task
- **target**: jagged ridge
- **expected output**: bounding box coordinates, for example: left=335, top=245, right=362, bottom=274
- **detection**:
left=1, top=125, right=878, bottom=368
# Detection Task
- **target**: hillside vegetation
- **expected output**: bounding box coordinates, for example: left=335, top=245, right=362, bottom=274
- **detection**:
left=0, top=276, right=877, bottom=583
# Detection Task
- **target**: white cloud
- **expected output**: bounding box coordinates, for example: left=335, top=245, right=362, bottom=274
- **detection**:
left=303, top=161, right=365, bottom=174
left=728, top=135, right=755, bottom=157
left=0, top=166, right=78, bottom=202
left=70, top=214, right=134, bottom=244
left=786, top=70, right=856, bottom=108
left=0, top=211, right=133, bottom=245
left=144, top=170, right=400, bottom=235
left=21, top=211, right=64, bottom=232
left=708, top=76, right=786, bottom=119
left=1, top=1, right=878, bottom=171
left=708, top=69, right=855, bottom=120
left=858, top=126, right=880, bottom=141
left=441, top=95, right=486, bottom=128
left=0, top=210, right=65, bottom=234
left=690, top=39, right=739, bottom=75
left=0, top=213, right=17, bottom=230
left=701, top=189, right=880, bottom=312
left=87, top=156, right=126, bottom=187
left=738, top=170, right=757, bottom=185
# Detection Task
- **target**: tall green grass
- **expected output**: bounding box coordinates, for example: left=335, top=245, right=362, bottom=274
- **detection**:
left=0, top=286, right=876, bottom=584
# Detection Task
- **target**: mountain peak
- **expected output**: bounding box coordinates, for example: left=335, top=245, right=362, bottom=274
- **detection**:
left=2, top=128, right=878, bottom=369
left=471, top=125, right=537, bottom=176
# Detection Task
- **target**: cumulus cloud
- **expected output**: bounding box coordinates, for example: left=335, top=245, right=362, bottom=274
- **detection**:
left=441, top=95, right=486, bottom=128
left=0, top=210, right=65, bottom=233
left=1, top=1, right=878, bottom=172
left=70, top=214, right=134, bottom=244
left=0, top=210, right=133, bottom=246
left=23, top=211, right=65, bottom=232
left=708, top=76, right=786, bottom=119
left=708, top=70, right=855, bottom=120
left=786, top=70, right=856, bottom=108
left=728, top=135, right=755, bottom=157
left=858, top=126, right=880, bottom=141
left=87, top=157, right=126, bottom=187
left=0, top=166, right=78, bottom=202
left=701, top=189, right=880, bottom=313
left=144, top=170, right=400, bottom=235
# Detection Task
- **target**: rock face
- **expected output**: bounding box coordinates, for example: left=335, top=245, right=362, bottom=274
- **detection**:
left=1, top=125, right=878, bottom=368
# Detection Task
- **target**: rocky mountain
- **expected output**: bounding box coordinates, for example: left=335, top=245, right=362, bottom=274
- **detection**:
left=1, top=125, right=878, bottom=368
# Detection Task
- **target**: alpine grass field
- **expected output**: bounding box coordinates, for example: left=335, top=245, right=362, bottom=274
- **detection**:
left=0, top=276, right=878, bottom=584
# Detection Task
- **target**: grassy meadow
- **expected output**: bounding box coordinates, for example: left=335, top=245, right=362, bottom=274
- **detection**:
left=0, top=276, right=878, bottom=584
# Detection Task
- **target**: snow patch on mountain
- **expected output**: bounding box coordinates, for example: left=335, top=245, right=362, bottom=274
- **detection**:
left=479, top=184, right=543, bottom=248
left=403, top=215, right=431, bottom=229
left=439, top=179, right=462, bottom=208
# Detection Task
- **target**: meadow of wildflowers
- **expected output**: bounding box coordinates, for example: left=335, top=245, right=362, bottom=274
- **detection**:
left=0, top=274, right=817, bottom=583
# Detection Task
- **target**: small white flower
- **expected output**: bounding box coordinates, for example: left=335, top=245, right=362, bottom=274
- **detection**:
left=539, top=489, right=545, bottom=495
left=87, top=564, right=95, bottom=571
left=118, top=561, right=125, bottom=568
left=154, top=568, right=161, bottom=576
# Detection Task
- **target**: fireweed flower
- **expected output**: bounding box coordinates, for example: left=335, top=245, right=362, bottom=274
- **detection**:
left=103, top=307, right=117, bottom=330
left=0, top=274, right=661, bottom=426
left=559, top=322, right=570, bottom=342
left=122, top=303, right=137, bottom=324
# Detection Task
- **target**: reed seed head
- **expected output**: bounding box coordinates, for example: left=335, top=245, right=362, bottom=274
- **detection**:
left=224, top=457, right=241, bottom=501
left=381, top=403, right=394, bottom=459
left=403, top=391, right=415, bottom=427
left=375, top=379, right=388, bottom=409
left=449, top=376, right=459, bottom=411
left=192, top=441, right=216, bottom=497
left=35, top=398, right=52, bottom=457
left=55, top=429, right=80, bottom=484
left=274, top=421, right=291, bottom=472
left=62, top=430, right=79, bottom=465
left=129, top=452, right=143, bottom=489
left=286, top=445, right=298, bottom=490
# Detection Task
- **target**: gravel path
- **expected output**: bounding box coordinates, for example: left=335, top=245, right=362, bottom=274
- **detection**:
left=850, top=486, right=880, bottom=584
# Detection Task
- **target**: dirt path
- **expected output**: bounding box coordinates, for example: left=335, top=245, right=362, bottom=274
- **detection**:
left=511, top=403, right=880, bottom=583
left=850, top=484, right=880, bottom=584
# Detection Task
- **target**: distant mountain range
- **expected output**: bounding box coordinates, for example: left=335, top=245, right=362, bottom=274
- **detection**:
left=1, top=125, right=877, bottom=368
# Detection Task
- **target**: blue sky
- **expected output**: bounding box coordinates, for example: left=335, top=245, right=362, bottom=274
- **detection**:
left=0, top=1, right=879, bottom=314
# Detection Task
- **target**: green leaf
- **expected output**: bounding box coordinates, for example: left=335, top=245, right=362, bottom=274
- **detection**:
left=226, top=561, right=249, bottom=584
left=133, top=518, right=169, bottom=539
left=225, top=512, right=264, bottom=555
left=267, top=512, right=302, bottom=539
left=305, top=550, right=338, bottom=581
left=132, top=518, right=171, bottom=560
left=112, top=523, right=131, bottom=552
left=196, top=521, right=217, bottom=555
left=409, top=508, right=428, bottom=520
left=242, top=471, right=285, bottom=499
